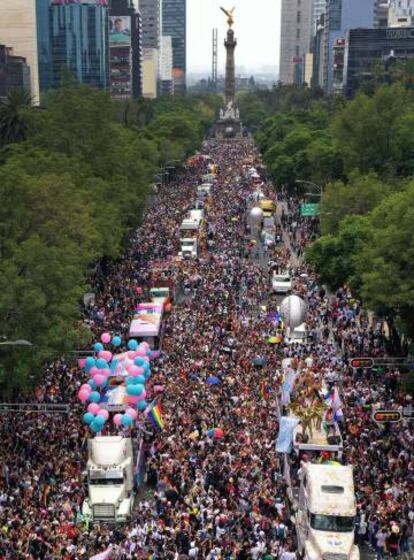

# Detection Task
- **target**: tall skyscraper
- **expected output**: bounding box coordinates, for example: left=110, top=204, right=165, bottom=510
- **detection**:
left=323, top=0, right=375, bottom=93
left=162, top=0, right=186, bottom=94
left=109, top=0, right=143, bottom=99
left=0, top=0, right=40, bottom=103
left=279, top=0, right=313, bottom=84
left=36, top=0, right=109, bottom=94
left=374, top=0, right=390, bottom=28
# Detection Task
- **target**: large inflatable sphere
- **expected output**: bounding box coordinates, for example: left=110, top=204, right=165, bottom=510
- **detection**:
left=280, top=295, right=307, bottom=328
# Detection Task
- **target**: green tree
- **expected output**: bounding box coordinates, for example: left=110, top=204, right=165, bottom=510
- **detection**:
left=320, top=172, right=392, bottom=235
left=0, top=89, right=32, bottom=147
left=355, top=181, right=414, bottom=336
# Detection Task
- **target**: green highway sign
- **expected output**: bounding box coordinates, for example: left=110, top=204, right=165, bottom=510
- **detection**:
left=300, top=203, right=320, bottom=217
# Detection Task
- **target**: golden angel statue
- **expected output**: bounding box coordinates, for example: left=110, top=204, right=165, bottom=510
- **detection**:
left=220, top=6, right=236, bottom=28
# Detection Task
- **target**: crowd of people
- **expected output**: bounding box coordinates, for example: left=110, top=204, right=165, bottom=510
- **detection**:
left=0, top=137, right=413, bottom=560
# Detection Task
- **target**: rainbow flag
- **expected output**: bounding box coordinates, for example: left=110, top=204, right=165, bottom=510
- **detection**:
left=261, top=380, right=270, bottom=400
left=147, top=401, right=164, bottom=431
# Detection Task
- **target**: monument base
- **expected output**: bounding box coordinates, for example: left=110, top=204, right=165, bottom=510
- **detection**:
left=211, top=118, right=243, bottom=139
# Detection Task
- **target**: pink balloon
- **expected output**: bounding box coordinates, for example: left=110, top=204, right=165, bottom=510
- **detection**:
left=97, top=409, right=109, bottom=420
left=78, top=389, right=89, bottom=402
left=87, top=403, right=100, bottom=415
left=93, top=374, right=105, bottom=386
left=125, top=396, right=139, bottom=405
left=78, top=358, right=86, bottom=369
left=135, top=348, right=147, bottom=357
left=140, top=342, right=150, bottom=350
left=137, top=389, right=147, bottom=402
left=80, top=384, right=92, bottom=393
left=89, top=366, right=99, bottom=377
left=98, top=350, right=112, bottom=363
left=142, top=356, right=150, bottom=363
left=127, top=351, right=137, bottom=360
left=101, top=332, right=111, bottom=344
left=126, top=408, right=138, bottom=420
left=113, top=413, right=123, bottom=426
left=128, top=365, right=140, bottom=377
left=101, top=368, right=111, bottom=378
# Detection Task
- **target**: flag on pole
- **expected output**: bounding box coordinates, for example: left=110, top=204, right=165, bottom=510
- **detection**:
left=261, top=380, right=270, bottom=400
left=147, top=401, right=164, bottom=431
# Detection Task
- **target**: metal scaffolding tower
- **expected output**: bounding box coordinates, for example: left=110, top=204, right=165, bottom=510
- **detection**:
left=212, top=28, right=218, bottom=89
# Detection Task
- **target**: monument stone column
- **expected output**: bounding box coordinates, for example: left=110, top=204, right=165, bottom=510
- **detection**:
left=224, top=27, right=237, bottom=104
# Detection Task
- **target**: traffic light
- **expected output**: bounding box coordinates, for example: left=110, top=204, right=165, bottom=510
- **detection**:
left=349, top=358, right=374, bottom=369
left=372, top=410, right=402, bottom=423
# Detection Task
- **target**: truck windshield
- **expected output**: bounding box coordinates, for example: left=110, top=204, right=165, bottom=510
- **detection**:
left=89, top=478, right=124, bottom=485
left=310, top=514, right=354, bottom=533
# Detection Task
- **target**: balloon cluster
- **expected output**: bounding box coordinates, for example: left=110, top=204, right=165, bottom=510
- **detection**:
left=77, top=332, right=153, bottom=433
left=207, top=428, right=224, bottom=439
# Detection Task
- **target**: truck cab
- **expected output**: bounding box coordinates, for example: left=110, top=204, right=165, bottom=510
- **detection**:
left=296, top=463, right=359, bottom=560
left=82, top=436, right=136, bottom=523
left=179, top=238, right=198, bottom=259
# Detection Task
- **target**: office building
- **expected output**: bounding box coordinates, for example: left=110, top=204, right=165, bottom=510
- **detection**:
left=162, top=0, right=186, bottom=94
left=142, top=47, right=158, bottom=98
left=139, top=0, right=161, bottom=49
left=0, top=45, right=31, bottom=99
left=0, top=0, right=40, bottom=103
left=389, top=0, right=414, bottom=26
left=37, top=0, right=109, bottom=93
left=109, top=0, right=143, bottom=99
left=323, top=0, right=375, bottom=93
left=279, top=0, right=313, bottom=85
left=159, top=35, right=173, bottom=95
left=312, top=0, right=327, bottom=31
left=374, top=0, right=390, bottom=28
left=344, top=26, right=414, bottom=96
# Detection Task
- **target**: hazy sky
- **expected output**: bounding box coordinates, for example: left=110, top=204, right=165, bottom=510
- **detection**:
left=187, top=0, right=281, bottom=75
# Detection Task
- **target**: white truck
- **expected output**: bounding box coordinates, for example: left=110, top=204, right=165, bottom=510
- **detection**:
left=179, top=237, right=198, bottom=258
left=295, top=463, right=359, bottom=560
left=82, top=436, right=137, bottom=523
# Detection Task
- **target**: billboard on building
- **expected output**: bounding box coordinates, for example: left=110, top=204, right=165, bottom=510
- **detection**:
left=109, top=16, right=131, bottom=46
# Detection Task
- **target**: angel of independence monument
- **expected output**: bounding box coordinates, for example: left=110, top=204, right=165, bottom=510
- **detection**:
left=213, top=7, right=242, bottom=138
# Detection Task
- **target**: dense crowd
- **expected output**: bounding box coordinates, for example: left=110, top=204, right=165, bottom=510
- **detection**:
left=0, top=138, right=413, bottom=560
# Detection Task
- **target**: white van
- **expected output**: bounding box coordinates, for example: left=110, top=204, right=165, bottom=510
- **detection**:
left=179, top=238, right=198, bottom=258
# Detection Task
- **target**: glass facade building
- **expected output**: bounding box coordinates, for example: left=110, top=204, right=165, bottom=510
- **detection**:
left=36, top=0, right=108, bottom=93
left=162, top=0, right=186, bottom=94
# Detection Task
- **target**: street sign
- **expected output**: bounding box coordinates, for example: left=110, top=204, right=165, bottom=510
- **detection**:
left=372, top=410, right=402, bottom=423
left=349, top=358, right=374, bottom=369
left=300, top=203, right=320, bottom=217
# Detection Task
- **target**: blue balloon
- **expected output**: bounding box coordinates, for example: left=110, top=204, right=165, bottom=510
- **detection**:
left=128, top=339, right=138, bottom=351
left=134, top=357, right=145, bottom=366
left=94, top=342, right=104, bottom=353
left=122, top=413, right=133, bottom=427
left=88, top=379, right=97, bottom=389
left=144, top=370, right=151, bottom=380
left=207, top=429, right=215, bottom=438
left=94, top=415, right=105, bottom=428
left=86, top=356, right=95, bottom=368
left=90, top=421, right=102, bottom=433
left=126, top=384, right=144, bottom=396
left=89, top=391, right=100, bottom=403
left=100, top=377, right=107, bottom=388
left=142, top=361, right=150, bottom=371
left=125, top=376, right=135, bottom=386
left=96, top=358, right=108, bottom=370
left=112, top=336, right=122, bottom=347
left=136, top=375, right=146, bottom=385
left=83, top=412, right=95, bottom=424
left=138, top=400, right=148, bottom=411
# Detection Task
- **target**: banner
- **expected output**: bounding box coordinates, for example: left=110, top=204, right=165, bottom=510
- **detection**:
left=276, top=416, right=300, bottom=453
